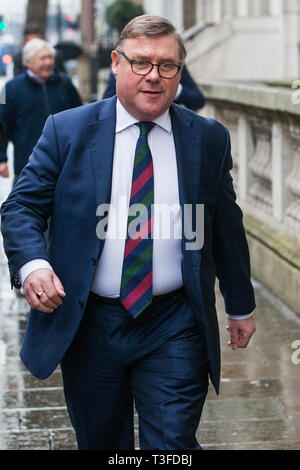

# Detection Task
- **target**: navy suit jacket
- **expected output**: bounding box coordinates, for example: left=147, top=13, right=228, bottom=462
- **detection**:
left=1, top=96, right=255, bottom=393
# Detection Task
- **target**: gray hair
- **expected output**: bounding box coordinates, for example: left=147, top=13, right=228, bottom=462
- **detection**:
left=22, top=38, right=55, bottom=65
left=115, top=14, right=187, bottom=63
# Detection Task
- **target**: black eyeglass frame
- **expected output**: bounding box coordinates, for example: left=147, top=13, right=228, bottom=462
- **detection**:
left=117, top=51, right=182, bottom=79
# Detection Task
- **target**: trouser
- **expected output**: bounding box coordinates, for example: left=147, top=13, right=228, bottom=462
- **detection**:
left=60, top=288, right=209, bottom=450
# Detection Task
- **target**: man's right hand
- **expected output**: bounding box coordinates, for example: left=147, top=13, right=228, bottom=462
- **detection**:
left=0, top=162, right=9, bottom=177
left=23, top=268, right=66, bottom=313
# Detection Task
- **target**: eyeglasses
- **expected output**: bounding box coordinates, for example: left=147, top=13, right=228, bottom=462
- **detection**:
left=117, top=51, right=182, bottom=79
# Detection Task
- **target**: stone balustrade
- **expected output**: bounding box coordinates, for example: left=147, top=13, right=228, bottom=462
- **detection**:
left=197, top=79, right=300, bottom=315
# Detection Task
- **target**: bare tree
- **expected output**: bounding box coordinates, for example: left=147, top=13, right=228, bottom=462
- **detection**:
left=78, top=0, right=97, bottom=102
left=24, top=0, right=49, bottom=37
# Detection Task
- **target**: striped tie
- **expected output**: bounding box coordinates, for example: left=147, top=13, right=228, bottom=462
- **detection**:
left=120, top=122, right=155, bottom=318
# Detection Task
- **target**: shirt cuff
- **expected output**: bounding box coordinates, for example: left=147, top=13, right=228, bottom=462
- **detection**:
left=175, top=83, right=183, bottom=100
left=19, top=259, right=53, bottom=294
left=227, top=312, right=254, bottom=320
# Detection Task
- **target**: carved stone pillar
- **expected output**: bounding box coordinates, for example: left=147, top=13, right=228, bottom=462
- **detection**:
left=249, top=0, right=262, bottom=16
left=261, top=0, right=271, bottom=15
left=238, top=114, right=253, bottom=201
left=269, top=0, right=282, bottom=16
left=248, top=115, right=273, bottom=214
left=285, top=123, right=300, bottom=232
left=237, top=0, right=249, bottom=17
left=197, top=0, right=214, bottom=22
left=223, top=0, right=234, bottom=18
left=215, top=107, right=239, bottom=192
left=196, top=0, right=205, bottom=22
left=184, top=0, right=196, bottom=29
left=280, top=0, right=300, bottom=80
left=213, top=0, right=222, bottom=23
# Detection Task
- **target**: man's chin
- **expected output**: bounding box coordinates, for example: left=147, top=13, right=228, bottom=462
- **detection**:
left=121, top=97, right=169, bottom=121
left=136, top=102, right=169, bottom=121
left=41, top=71, right=54, bottom=81
left=137, top=109, right=165, bottom=121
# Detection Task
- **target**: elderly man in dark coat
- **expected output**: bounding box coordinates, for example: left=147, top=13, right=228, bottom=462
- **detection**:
left=0, top=38, right=82, bottom=184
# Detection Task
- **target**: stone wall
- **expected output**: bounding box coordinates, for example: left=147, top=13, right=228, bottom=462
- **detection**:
left=183, top=0, right=300, bottom=82
left=198, top=79, right=300, bottom=315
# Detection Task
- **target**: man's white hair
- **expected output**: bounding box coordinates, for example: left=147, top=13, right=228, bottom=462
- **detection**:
left=22, top=38, right=55, bottom=65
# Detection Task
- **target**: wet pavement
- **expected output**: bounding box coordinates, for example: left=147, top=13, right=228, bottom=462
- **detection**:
left=0, top=166, right=300, bottom=450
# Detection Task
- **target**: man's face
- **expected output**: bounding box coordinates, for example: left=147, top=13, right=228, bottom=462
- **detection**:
left=111, top=34, right=182, bottom=121
left=26, top=46, right=55, bottom=81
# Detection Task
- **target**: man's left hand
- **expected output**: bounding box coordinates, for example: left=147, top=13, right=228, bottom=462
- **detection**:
left=226, top=317, right=256, bottom=350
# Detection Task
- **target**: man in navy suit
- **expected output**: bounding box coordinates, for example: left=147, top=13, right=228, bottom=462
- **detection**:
left=1, top=15, right=256, bottom=450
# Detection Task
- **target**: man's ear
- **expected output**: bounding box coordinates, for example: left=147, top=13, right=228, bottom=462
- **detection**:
left=111, top=50, right=119, bottom=77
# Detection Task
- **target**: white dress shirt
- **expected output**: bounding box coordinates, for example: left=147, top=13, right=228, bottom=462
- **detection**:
left=91, top=99, right=183, bottom=297
left=19, top=99, right=252, bottom=319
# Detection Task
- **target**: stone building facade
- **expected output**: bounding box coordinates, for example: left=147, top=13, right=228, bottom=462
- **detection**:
left=144, top=0, right=300, bottom=82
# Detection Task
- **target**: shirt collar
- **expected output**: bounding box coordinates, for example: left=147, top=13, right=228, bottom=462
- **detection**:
left=26, top=69, right=46, bottom=84
left=116, top=99, right=172, bottom=134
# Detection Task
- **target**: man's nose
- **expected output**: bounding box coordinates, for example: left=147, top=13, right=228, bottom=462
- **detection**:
left=145, top=65, right=161, bottom=81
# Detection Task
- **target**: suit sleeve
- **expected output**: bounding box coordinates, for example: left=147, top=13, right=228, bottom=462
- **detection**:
left=212, top=129, right=256, bottom=316
left=0, top=115, right=61, bottom=285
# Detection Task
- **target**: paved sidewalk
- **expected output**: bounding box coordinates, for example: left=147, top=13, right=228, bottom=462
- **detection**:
left=0, top=169, right=300, bottom=450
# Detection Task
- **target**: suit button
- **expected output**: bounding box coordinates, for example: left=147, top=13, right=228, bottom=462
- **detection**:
left=92, top=257, right=97, bottom=266
left=78, top=300, right=84, bottom=309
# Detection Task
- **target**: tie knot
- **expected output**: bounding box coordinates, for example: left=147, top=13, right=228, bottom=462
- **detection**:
left=138, top=121, right=155, bottom=136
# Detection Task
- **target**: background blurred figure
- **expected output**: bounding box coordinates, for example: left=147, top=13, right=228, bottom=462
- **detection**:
left=13, top=27, right=66, bottom=76
left=103, top=64, right=205, bottom=111
left=0, top=38, right=82, bottom=184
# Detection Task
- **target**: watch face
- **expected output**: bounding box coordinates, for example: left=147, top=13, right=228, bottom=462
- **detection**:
left=0, top=120, right=5, bottom=150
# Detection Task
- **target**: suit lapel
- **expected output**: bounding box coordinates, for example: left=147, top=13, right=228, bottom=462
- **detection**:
left=88, top=97, right=117, bottom=210
left=170, top=104, right=202, bottom=208
left=170, top=106, right=204, bottom=311
left=170, top=105, right=203, bottom=261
